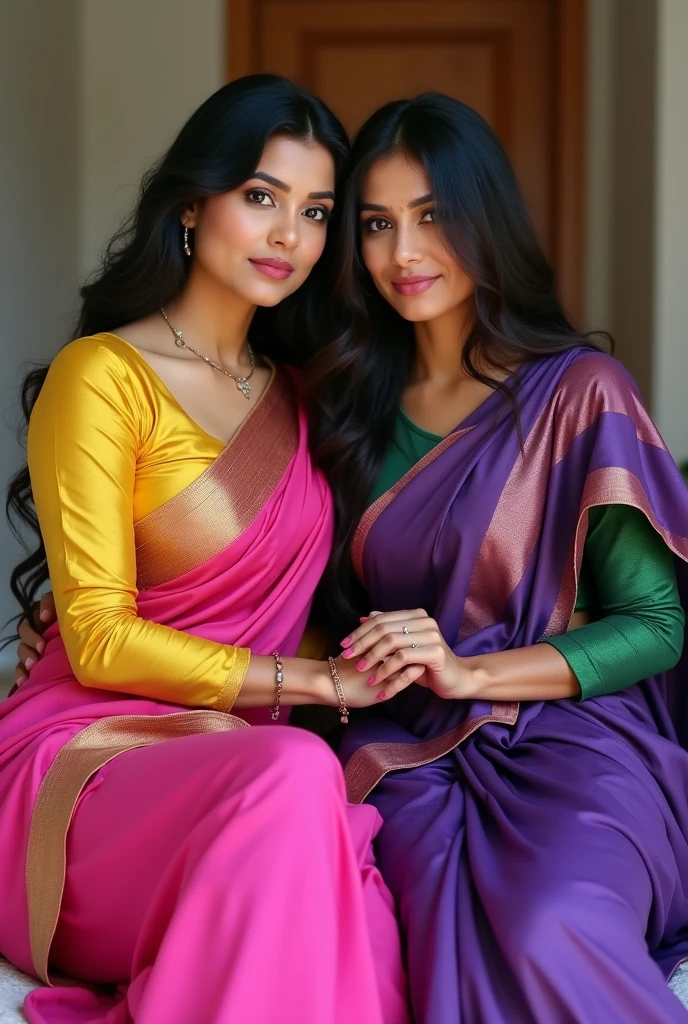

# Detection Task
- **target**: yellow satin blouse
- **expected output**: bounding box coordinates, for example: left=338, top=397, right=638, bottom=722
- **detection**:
left=28, top=334, right=250, bottom=709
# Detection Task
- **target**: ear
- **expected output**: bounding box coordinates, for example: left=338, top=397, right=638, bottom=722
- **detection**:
left=181, top=203, right=199, bottom=230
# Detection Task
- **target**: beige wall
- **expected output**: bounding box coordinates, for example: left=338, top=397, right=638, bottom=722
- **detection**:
left=0, top=0, right=80, bottom=658
left=609, top=0, right=658, bottom=406
left=0, top=0, right=224, bottom=677
left=585, top=0, right=614, bottom=334
left=586, top=0, right=658, bottom=402
left=653, top=0, right=688, bottom=461
left=80, top=0, right=225, bottom=274
left=586, top=0, right=688, bottom=461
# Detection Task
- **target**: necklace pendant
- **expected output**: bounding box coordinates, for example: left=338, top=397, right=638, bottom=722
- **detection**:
left=236, top=378, right=251, bottom=399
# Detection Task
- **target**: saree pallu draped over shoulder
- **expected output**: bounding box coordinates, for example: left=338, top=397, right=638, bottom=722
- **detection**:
left=0, top=365, right=334, bottom=985
left=345, top=350, right=688, bottom=798
left=341, top=350, right=688, bottom=1023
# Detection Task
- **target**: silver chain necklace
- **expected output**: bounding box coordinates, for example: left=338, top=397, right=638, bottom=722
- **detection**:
left=159, top=308, right=256, bottom=399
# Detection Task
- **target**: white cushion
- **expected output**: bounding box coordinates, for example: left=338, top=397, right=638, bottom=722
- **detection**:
left=1, top=954, right=687, bottom=1017
left=0, top=959, right=40, bottom=1022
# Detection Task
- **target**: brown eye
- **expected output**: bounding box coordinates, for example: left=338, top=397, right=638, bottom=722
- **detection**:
left=245, top=188, right=275, bottom=207
left=303, top=206, right=329, bottom=222
left=419, top=209, right=436, bottom=223
left=365, top=217, right=392, bottom=233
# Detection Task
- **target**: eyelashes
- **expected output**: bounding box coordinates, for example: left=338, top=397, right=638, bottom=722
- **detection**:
left=303, top=207, right=331, bottom=223
left=245, top=188, right=275, bottom=207
left=363, top=216, right=393, bottom=233
left=361, top=209, right=436, bottom=234
left=244, top=188, right=331, bottom=223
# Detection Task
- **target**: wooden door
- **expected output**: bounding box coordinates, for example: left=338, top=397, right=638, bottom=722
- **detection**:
left=228, top=0, right=585, bottom=321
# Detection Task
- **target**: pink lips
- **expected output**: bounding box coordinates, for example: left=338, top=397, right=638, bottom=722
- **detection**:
left=249, top=258, right=295, bottom=280
left=391, top=275, right=440, bottom=296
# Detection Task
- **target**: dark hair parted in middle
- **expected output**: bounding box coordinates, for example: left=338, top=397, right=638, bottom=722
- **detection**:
left=305, top=92, right=605, bottom=627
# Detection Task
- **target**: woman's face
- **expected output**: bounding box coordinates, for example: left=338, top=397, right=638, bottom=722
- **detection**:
left=185, top=134, right=336, bottom=307
left=359, top=152, right=475, bottom=322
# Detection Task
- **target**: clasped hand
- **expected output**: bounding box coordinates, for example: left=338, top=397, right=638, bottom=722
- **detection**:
left=335, top=609, right=474, bottom=704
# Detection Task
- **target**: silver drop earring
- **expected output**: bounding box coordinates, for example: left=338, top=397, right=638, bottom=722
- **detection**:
left=183, top=225, right=191, bottom=256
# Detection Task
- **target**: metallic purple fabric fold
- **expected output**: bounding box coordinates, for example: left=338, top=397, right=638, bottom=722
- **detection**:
left=341, top=350, right=688, bottom=1023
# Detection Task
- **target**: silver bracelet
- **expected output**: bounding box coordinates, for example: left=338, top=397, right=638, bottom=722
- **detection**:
left=271, top=651, right=284, bottom=721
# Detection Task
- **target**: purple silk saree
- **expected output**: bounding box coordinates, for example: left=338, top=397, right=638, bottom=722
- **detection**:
left=341, top=350, right=688, bottom=1023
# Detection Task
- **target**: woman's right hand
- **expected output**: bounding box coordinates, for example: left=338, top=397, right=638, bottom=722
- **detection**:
left=15, top=592, right=56, bottom=683
left=331, top=653, right=414, bottom=708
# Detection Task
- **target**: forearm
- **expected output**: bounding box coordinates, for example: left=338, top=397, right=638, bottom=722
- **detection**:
left=66, top=607, right=335, bottom=710
left=462, top=643, right=580, bottom=701
left=233, top=655, right=335, bottom=708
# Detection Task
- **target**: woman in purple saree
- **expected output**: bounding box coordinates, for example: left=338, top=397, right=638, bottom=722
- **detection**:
left=308, top=95, right=688, bottom=1022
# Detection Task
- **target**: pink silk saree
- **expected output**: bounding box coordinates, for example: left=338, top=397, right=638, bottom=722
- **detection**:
left=0, top=366, right=408, bottom=1023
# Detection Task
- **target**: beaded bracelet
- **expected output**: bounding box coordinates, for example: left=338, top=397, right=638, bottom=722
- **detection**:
left=327, top=657, right=349, bottom=724
left=271, top=651, right=284, bottom=721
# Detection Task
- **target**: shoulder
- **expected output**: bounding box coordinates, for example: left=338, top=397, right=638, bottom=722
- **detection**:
left=557, top=349, right=638, bottom=396
left=554, top=349, right=643, bottom=416
left=39, top=335, right=157, bottom=416
left=45, top=334, right=143, bottom=386
left=31, top=335, right=150, bottom=435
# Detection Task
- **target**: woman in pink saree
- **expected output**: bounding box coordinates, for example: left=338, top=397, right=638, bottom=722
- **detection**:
left=0, top=76, right=407, bottom=1024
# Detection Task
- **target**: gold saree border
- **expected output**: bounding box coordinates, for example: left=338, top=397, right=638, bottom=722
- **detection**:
left=550, top=354, right=664, bottom=465
left=350, top=428, right=475, bottom=584
left=344, top=701, right=519, bottom=804
left=458, top=394, right=557, bottom=642
left=458, top=355, right=674, bottom=643
left=134, top=365, right=299, bottom=590
left=214, top=646, right=251, bottom=712
left=543, top=466, right=688, bottom=639
left=27, top=711, right=249, bottom=985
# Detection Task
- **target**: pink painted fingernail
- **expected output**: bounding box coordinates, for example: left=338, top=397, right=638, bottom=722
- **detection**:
left=356, top=660, right=366, bottom=671
left=377, top=691, right=387, bottom=701
left=25, top=658, right=35, bottom=671
left=36, top=641, right=45, bottom=654
left=39, top=610, right=50, bottom=621
left=367, top=675, right=376, bottom=686
left=340, top=637, right=351, bottom=648
left=341, top=649, right=354, bottom=659
left=359, top=617, right=368, bottom=622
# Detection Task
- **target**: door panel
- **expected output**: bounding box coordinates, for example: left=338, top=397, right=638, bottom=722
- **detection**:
left=228, top=0, right=585, bottom=320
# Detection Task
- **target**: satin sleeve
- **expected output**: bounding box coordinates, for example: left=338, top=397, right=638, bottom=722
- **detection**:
left=544, top=504, right=684, bottom=699
left=27, top=338, right=249, bottom=709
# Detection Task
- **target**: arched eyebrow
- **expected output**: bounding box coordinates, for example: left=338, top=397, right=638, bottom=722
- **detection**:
left=359, top=193, right=433, bottom=213
left=252, top=172, right=334, bottom=201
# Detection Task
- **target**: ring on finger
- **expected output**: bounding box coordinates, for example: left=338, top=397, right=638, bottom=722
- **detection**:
left=402, top=625, right=409, bottom=635
left=411, top=642, right=419, bottom=649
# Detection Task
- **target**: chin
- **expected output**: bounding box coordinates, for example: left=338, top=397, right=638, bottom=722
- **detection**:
left=389, top=297, right=448, bottom=323
left=248, top=273, right=309, bottom=308
left=241, top=283, right=296, bottom=308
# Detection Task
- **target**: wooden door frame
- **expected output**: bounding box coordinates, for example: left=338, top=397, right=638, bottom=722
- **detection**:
left=226, top=0, right=586, bottom=323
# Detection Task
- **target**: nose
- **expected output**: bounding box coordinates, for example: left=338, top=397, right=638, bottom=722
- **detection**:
left=392, top=221, right=422, bottom=268
left=267, top=209, right=299, bottom=252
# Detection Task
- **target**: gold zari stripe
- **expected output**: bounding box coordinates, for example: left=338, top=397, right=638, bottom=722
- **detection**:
left=134, top=366, right=299, bottom=590
left=214, top=647, right=251, bottom=712
left=344, top=702, right=519, bottom=804
left=27, top=711, right=248, bottom=984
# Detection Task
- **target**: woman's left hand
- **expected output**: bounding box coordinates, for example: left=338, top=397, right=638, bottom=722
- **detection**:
left=340, top=609, right=474, bottom=702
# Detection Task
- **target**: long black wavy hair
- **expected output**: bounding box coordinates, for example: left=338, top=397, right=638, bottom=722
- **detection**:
left=6, top=73, right=350, bottom=628
left=305, top=92, right=605, bottom=628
